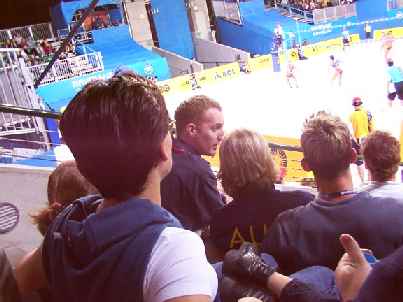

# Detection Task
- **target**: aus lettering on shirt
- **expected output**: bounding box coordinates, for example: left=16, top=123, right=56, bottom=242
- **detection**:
left=229, top=224, right=269, bottom=249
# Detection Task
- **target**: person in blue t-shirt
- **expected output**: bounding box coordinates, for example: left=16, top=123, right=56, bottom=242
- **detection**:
left=386, top=59, right=403, bottom=106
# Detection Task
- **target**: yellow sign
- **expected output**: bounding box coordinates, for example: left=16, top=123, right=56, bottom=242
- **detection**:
left=247, top=55, right=274, bottom=72
left=374, top=26, right=403, bottom=40
left=350, top=34, right=360, bottom=44
left=205, top=134, right=313, bottom=184
left=295, top=34, right=360, bottom=60
left=196, top=62, right=241, bottom=87
left=264, top=135, right=313, bottom=183
left=158, top=74, right=193, bottom=95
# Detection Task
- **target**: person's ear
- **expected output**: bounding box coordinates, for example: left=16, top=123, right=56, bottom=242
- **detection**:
left=301, top=158, right=311, bottom=172
left=184, top=123, right=197, bottom=137
left=160, top=134, right=171, bottom=161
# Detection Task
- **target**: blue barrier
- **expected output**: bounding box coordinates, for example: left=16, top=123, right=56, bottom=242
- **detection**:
left=151, top=0, right=195, bottom=59
left=216, top=0, right=402, bottom=56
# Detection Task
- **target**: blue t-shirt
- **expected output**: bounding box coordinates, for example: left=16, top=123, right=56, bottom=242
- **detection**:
left=387, top=66, right=403, bottom=83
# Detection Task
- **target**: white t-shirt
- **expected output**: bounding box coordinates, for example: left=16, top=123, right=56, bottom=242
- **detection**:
left=143, top=227, right=218, bottom=302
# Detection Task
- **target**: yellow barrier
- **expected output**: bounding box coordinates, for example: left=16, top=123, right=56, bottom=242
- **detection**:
left=196, top=62, right=241, bottom=87
left=158, top=74, right=193, bottom=95
left=247, top=55, right=274, bottom=72
left=158, top=63, right=241, bottom=95
left=289, top=34, right=360, bottom=60
left=374, top=27, right=403, bottom=40
left=205, top=135, right=313, bottom=183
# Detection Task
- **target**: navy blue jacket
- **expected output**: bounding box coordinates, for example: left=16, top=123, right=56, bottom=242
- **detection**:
left=263, top=192, right=403, bottom=274
left=43, top=195, right=181, bottom=302
left=210, top=182, right=314, bottom=253
left=161, top=139, right=224, bottom=231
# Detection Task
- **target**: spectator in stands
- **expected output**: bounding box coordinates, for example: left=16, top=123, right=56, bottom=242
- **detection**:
left=274, top=24, right=284, bottom=50
left=31, top=160, right=98, bottom=236
left=15, top=71, right=218, bottom=302
left=161, top=95, right=225, bottom=232
left=349, top=97, right=373, bottom=182
left=261, top=111, right=403, bottom=275
left=206, top=129, right=314, bottom=261
left=39, top=40, right=53, bottom=56
left=360, top=130, right=403, bottom=198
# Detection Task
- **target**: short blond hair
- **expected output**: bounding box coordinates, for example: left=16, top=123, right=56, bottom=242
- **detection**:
left=218, top=129, right=279, bottom=198
left=301, top=111, right=352, bottom=180
left=174, top=95, right=221, bottom=136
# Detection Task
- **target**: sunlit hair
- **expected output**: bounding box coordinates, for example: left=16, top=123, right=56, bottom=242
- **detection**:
left=218, top=129, right=279, bottom=199
left=60, top=70, right=169, bottom=199
left=301, top=111, right=352, bottom=180
left=174, top=95, right=221, bottom=136
left=363, top=131, right=401, bottom=182
left=31, top=161, right=98, bottom=235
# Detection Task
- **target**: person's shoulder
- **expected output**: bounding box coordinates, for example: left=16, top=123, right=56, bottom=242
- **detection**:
left=172, top=152, right=213, bottom=179
left=274, top=187, right=315, bottom=201
left=158, top=227, right=204, bottom=246
left=150, top=228, right=207, bottom=263
left=210, top=197, right=246, bottom=224
left=274, top=202, right=311, bottom=224
left=365, top=192, right=403, bottom=206
left=172, top=148, right=212, bottom=175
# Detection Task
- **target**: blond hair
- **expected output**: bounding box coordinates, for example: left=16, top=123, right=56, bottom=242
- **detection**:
left=218, top=129, right=279, bottom=198
left=301, top=111, right=352, bottom=180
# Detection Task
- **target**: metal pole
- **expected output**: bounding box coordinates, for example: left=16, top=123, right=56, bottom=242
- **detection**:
left=34, top=0, right=100, bottom=88
left=0, top=104, right=61, bottom=119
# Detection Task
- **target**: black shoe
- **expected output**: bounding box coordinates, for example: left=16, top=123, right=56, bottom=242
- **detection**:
left=220, top=276, right=274, bottom=302
left=223, top=243, right=276, bottom=286
left=239, top=242, right=259, bottom=255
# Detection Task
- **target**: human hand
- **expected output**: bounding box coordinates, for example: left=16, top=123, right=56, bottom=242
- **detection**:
left=335, top=234, right=372, bottom=301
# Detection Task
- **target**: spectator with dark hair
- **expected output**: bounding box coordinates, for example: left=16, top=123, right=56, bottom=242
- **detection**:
left=40, top=40, right=53, bottom=56
left=360, top=130, right=402, bottom=198
left=31, top=160, right=98, bottom=236
left=15, top=72, right=217, bottom=302
left=206, top=129, right=313, bottom=260
left=261, top=111, right=403, bottom=275
left=161, top=95, right=225, bottom=232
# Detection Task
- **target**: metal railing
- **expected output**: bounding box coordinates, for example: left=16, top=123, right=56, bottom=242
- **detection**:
left=212, top=0, right=243, bottom=25
left=286, top=6, right=314, bottom=22
left=313, top=3, right=357, bottom=24
left=29, top=52, right=104, bottom=86
left=59, top=27, right=94, bottom=44
left=0, top=23, right=54, bottom=44
left=74, top=31, right=94, bottom=44
left=388, top=0, right=403, bottom=9
left=0, top=48, right=49, bottom=140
